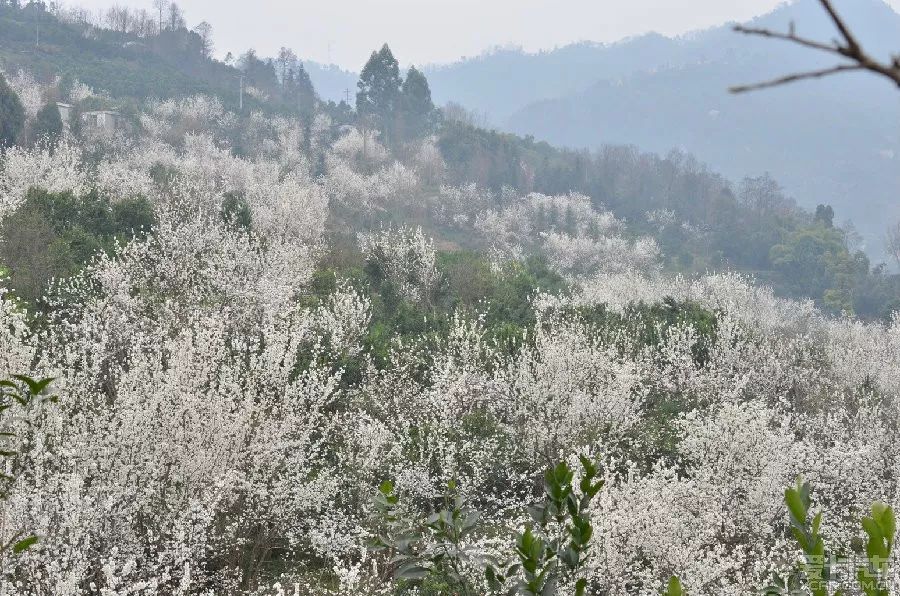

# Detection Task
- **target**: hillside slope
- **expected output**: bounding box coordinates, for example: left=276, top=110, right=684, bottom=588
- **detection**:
left=0, top=3, right=272, bottom=111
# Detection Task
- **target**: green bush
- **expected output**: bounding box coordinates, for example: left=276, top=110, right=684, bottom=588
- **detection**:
left=0, top=188, right=155, bottom=305
left=372, top=457, right=603, bottom=595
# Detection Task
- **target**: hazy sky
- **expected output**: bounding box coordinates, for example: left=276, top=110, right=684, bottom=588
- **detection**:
left=65, top=0, right=900, bottom=70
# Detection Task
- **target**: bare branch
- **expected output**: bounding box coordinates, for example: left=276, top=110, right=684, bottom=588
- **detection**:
left=818, top=0, right=860, bottom=51
left=731, top=0, right=900, bottom=93
left=733, top=24, right=841, bottom=55
left=729, top=64, right=863, bottom=93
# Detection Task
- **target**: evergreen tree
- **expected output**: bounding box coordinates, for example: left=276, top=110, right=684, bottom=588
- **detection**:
left=0, top=73, right=25, bottom=149
left=815, top=204, right=835, bottom=228
left=193, top=21, right=214, bottom=58
left=356, top=44, right=402, bottom=137
left=276, top=47, right=298, bottom=83
left=284, top=63, right=316, bottom=115
left=31, top=102, right=63, bottom=148
left=239, top=49, right=279, bottom=93
left=400, top=65, right=434, bottom=139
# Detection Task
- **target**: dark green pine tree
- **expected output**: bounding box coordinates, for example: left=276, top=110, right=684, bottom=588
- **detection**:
left=284, top=63, right=316, bottom=116
left=400, top=65, right=435, bottom=139
left=239, top=49, right=280, bottom=95
left=356, top=44, right=402, bottom=139
left=815, top=204, right=835, bottom=228
left=0, top=72, right=25, bottom=149
left=31, top=102, right=63, bottom=148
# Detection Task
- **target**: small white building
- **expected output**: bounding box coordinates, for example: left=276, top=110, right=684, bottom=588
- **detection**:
left=56, top=102, right=74, bottom=128
left=81, top=110, right=125, bottom=133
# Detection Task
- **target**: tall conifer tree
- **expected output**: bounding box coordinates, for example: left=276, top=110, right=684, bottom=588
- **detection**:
left=0, top=73, right=25, bottom=149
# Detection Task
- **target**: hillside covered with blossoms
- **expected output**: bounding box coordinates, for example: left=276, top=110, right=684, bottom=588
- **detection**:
left=0, top=1, right=899, bottom=594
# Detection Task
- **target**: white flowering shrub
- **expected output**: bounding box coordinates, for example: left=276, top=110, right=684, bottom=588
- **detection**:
left=3, top=69, right=45, bottom=120
left=437, top=182, right=493, bottom=228
left=358, top=225, right=439, bottom=303
left=244, top=86, right=269, bottom=102
left=0, top=140, right=88, bottom=219
left=324, top=145, right=418, bottom=214
left=331, top=126, right=389, bottom=167
left=93, top=154, right=157, bottom=200
left=1, top=210, right=335, bottom=593
left=67, top=79, right=99, bottom=103
left=474, top=191, right=660, bottom=276
left=141, top=96, right=238, bottom=147
left=496, top=312, right=646, bottom=460
left=413, top=137, right=446, bottom=186
left=542, top=232, right=660, bottom=277
left=646, top=208, right=678, bottom=231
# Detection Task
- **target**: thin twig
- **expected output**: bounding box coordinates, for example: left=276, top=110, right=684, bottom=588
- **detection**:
left=729, top=64, right=863, bottom=93
left=731, top=0, right=900, bottom=93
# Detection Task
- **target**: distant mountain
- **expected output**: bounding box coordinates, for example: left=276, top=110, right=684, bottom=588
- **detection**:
left=308, top=33, right=696, bottom=117
left=503, top=0, right=900, bottom=261
left=421, top=34, right=689, bottom=124
left=415, top=0, right=900, bottom=262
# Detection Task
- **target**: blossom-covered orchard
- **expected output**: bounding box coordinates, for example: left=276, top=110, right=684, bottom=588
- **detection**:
left=0, top=92, right=898, bottom=595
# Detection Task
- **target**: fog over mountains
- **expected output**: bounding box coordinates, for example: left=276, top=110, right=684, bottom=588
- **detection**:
left=306, top=0, right=900, bottom=262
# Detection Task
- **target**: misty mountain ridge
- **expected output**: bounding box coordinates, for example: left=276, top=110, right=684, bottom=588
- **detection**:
left=307, top=0, right=900, bottom=119
left=500, top=0, right=900, bottom=260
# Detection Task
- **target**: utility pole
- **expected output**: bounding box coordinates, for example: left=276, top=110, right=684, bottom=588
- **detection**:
left=344, top=88, right=351, bottom=105
left=239, top=74, right=244, bottom=112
